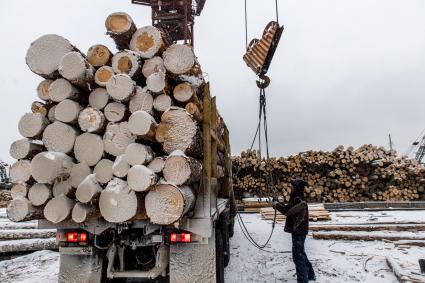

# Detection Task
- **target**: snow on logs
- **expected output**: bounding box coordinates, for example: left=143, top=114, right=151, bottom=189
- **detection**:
left=43, top=195, right=75, bottom=224
left=127, top=165, right=157, bottom=192
left=130, top=26, right=164, bottom=59
left=31, top=152, right=73, bottom=184
left=106, top=74, right=136, bottom=102
left=7, top=197, right=44, bottom=222
left=28, top=183, right=52, bottom=206
left=89, top=88, right=110, bottom=110
left=105, top=12, right=137, bottom=51
left=112, top=50, right=143, bottom=79
left=18, top=113, right=49, bottom=138
left=128, top=111, right=158, bottom=141
left=125, top=143, right=154, bottom=166
left=163, top=151, right=202, bottom=185
left=129, top=87, right=154, bottom=114
left=95, top=66, right=114, bottom=87
left=78, top=107, right=106, bottom=133
left=58, top=51, right=95, bottom=90
left=87, top=44, right=112, bottom=67
left=42, top=121, right=78, bottom=153
left=76, top=174, right=102, bottom=203
left=103, top=122, right=136, bottom=156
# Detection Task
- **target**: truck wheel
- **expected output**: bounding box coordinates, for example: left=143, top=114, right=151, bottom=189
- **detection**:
left=216, top=229, right=225, bottom=283
left=221, top=217, right=230, bottom=267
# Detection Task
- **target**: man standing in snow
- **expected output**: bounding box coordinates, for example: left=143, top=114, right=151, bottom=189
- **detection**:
left=273, top=179, right=316, bottom=283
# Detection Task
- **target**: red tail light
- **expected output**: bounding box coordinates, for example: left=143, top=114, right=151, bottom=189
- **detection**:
left=66, top=232, right=88, bottom=243
left=79, top=232, right=87, bottom=242
left=170, top=232, right=192, bottom=243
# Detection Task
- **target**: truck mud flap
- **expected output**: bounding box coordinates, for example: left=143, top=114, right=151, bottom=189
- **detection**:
left=58, top=247, right=103, bottom=283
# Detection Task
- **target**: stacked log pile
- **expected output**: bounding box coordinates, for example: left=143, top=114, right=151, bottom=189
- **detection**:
left=7, top=12, right=224, bottom=227
left=233, top=145, right=425, bottom=202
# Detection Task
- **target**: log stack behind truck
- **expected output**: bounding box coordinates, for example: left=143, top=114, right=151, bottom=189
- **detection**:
left=7, top=12, right=235, bottom=283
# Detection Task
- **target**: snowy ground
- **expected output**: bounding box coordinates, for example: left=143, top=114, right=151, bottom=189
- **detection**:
left=2, top=210, right=425, bottom=282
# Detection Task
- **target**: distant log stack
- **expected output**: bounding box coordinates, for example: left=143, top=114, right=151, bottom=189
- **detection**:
left=7, top=12, right=226, bottom=230
left=232, top=146, right=425, bottom=202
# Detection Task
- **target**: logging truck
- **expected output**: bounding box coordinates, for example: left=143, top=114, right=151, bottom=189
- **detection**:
left=38, top=85, right=236, bottom=283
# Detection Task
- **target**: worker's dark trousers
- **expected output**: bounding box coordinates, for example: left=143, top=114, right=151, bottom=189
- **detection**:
left=292, top=233, right=315, bottom=283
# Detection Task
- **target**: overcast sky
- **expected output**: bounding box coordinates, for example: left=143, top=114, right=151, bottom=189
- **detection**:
left=1, top=0, right=425, bottom=164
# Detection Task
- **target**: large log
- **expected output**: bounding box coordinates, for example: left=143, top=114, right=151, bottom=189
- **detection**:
left=103, top=122, right=136, bottom=156
left=104, top=102, right=128, bottom=122
left=28, top=183, right=52, bottom=206
left=74, top=133, right=104, bottom=166
left=87, top=44, right=112, bottom=67
left=31, top=152, right=74, bottom=183
left=99, top=178, right=141, bottom=223
left=112, top=50, right=143, bottom=79
left=105, top=12, right=137, bottom=50
left=155, top=107, right=202, bottom=156
left=147, top=157, right=166, bottom=174
left=10, top=183, right=28, bottom=199
left=145, top=183, right=195, bottom=225
left=163, top=150, right=202, bottom=185
left=185, top=102, right=202, bottom=122
left=18, top=113, right=49, bottom=138
left=95, top=66, right=115, bottom=87
left=78, top=108, right=106, bottom=133
left=0, top=229, right=56, bottom=240
left=10, top=160, right=32, bottom=183
left=44, top=195, right=75, bottom=224
left=93, top=159, right=114, bottom=184
left=130, top=26, right=164, bottom=59
left=59, top=51, right=95, bottom=90
left=26, top=34, right=75, bottom=79
left=7, top=197, right=44, bottom=222
left=55, top=99, right=82, bottom=124
left=10, top=139, right=43, bottom=160
left=0, top=238, right=57, bottom=253
left=146, top=72, right=168, bottom=94
left=125, top=143, right=154, bottom=166
left=173, top=82, right=197, bottom=103
left=76, top=174, right=102, bottom=203
left=72, top=203, right=99, bottom=223
left=53, top=177, right=74, bottom=197
left=142, top=56, right=165, bottom=78
left=70, top=162, right=92, bottom=188
left=42, top=121, right=78, bottom=153
left=163, top=44, right=195, bottom=75
left=112, top=155, right=130, bottom=178
left=153, top=94, right=173, bottom=113
left=49, top=78, right=80, bottom=102
left=127, top=111, right=158, bottom=141
left=129, top=86, right=154, bottom=114
left=127, top=165, right=157, bottom=192
left=106, top=74, right=136, bottom=102
left=89, top=88, right=110, bottom=110
left=37, top=80, right=53, bottom=101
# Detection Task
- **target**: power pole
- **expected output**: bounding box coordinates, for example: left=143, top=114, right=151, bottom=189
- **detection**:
left=388, top=134, right=393, bottom=151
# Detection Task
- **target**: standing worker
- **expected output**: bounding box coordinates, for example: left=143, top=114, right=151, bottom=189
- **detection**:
left=273, top=179, right=316, bottom=282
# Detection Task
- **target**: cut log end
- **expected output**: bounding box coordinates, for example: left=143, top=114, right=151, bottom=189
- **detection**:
left=127, top=165, right=157, bottom=192
left=146, top=72, right=167, bottom=94
left=153, top=94, right=173, bottom=113
left=59, top=51, right=94, bottom=82
left=72, top=203, right=98, bottom=223
left=87, top=44, right=112, bottom=67
left=9, top=139, right=43, bottom=160
left=93, top=159, right=114, bottom=184
left=31, top=152, right=74, bottom=184
left=105, top=12, right=137, bottom=50
left=128, top=111, right=158, bottom=139
left=78, top=107, right=106, bottom=133
left=18, top=113, right=49, bottom=138
left=74, top=133, right=104, bottom=166
left=106, top=74, right=136, bottom=102
left=129, top=87, right=154, bottom=114
left=28, top=183, right=52, bottom=206
left=42, top=121, right=78, bottom=153
left=103, top=122, right=136, bottom=157
left=70, top=162, right=92, bottom=188
left=49, top=78, right=80, bottom=102
left=11, top=183, right=29, bottom=199
left=55, top=99, right=82, bottom=124
left=37, top=80, right=53, bottom=101
left=163, top=44, right=195, bottom=75
left=112, top=155, right=130, bottom=178
left=130, top=26, right=164, bottom=59
left=163, top=151, right=202, bottom=185
left=44, top=195, right=75, bottom=224
left=95, top=66, right=114, bottom=87
left=125, top=143, right=154, bottom=166
left=89, top=88, right=110, bottom=110
left=147, top=157, right=165, bottom=173
left=76, top=174, right=102, bottom=203
left=142, top=56, right=165, bottom=78
left=10, top=160, right=32, bottom=183
left=7, top=197, right=44, bottom=222
left=104, top=102, right=127, bottom=122
left=112, top=50, right=142, bottom=79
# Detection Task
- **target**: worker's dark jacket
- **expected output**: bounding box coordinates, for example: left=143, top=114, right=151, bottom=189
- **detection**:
left=275, top=196, right=308, bottom=235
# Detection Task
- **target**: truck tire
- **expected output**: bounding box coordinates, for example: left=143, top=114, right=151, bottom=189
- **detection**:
left=221, top=216, right=230, bottom=268
left=216, top=229, right=225, bottom=283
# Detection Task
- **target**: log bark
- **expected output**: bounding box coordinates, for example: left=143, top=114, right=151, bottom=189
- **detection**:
left=153, top=94, right=173, bottom=113
left=156, top=107, right=202, bottom=156
left=10, top=160, right=32, bottom=183
left=55, top=99, right=82, bottom=124
left=163, top=151, right=202, bottom=185
left=146, top=72, right=167, bottom=94
left=48, top=105, right=56, bottom=122
left=9, top=139, right=43, bottom=160
left=7, top=197, right=44, bottom=222
left=128, top=111, right=158, bottom=141
left=74, top=133, right=104, bottom=166
left=130, top=26, right=164, bottom=59
left=0, top=229, right=56, bottom=240
left=72, top=203, right=99, bottom=223
left=105, top=12, right=137, bottom=50
left=127, top=165, right=157, bottom=192
left=18, top=113, right=49, bottom=138
left=31, top=152, right=74, bottom=183
left=78, top=107, right=106, bottom=133
left=37, top=80, right=53, bottom=101
left=142, top=56, right=165, bottom=78
left=125, top=143, right=154, bottom=166
left=99, top=178, right=141, bottom=223
left=93, top=159, right=114, bottom=184
left=44, top=194, right=75, bottom=224
left=112, top=155, right=130, bottom=178
left=0, top=238, right=57, bottom=253
left=147, top=157, right=165, bottom=174
left=163, top=44, right=195, bottom=75
left=11, top=183, right=28, bottom=199
left=145, top=183, right=195, bottom=225
left=70, top=162, right=92, bottom=188
left=106, top=74, right=136, bottom=102
left=48, top=78, right=80, bottom=102
left=26, top=34, right=75, bottom=79
left=59, top=51, right=95, bottom=90
left=112, top=50, right=143, bottom=79
left=0, top=222, right=38, bottom=230
left=104, top=102, right=128, bottom=122
left=42, top=121, right=78, bottom=153
left=95, top=66, right=114, bottom=87
left=103, top=122, right=136, bottom=156
left=76, top=174, right=102, bottom=203
left=28, top=183, right=52, bottom=206
left=129, top=86, right=154, bottom=114
left=53, top=177, right=74, bottom=197
left=87, top=44, right=112, bottom=67
left=89, top=88, right=110, bottom=110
